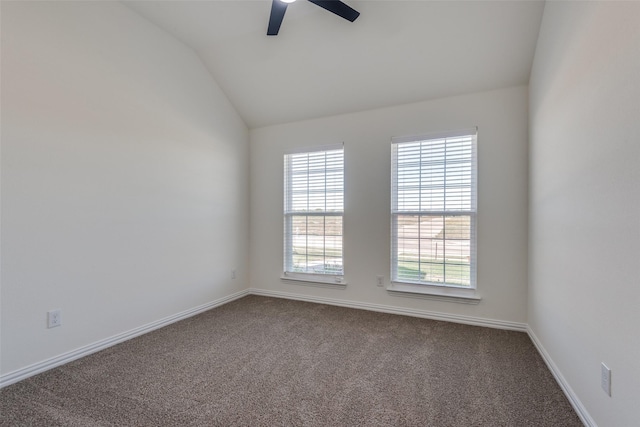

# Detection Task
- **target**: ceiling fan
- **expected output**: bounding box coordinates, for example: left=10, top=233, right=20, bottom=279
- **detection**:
left=267, top=0, right=360, bottom=36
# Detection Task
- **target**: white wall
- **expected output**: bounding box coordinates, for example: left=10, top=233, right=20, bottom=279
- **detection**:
left=0, top=2, right=249, bottom=375
left=250, top=86, right=529, bottom=325
left=529, top=2, right=640, bottom=426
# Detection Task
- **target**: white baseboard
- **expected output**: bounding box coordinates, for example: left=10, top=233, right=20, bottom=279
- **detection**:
left=0, top=289, right=250, bottom=388
left=0, top=286, right=595, bottom=427
left=527, top=326, right=595, bottom=427
left=248, top=288, right=528, bottom=331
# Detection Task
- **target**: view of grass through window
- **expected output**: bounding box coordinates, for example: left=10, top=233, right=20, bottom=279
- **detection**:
left=396, top=215, right=471, bottom=286
left=391, top=132, right=476, bottom=288
left=284, top=146, right=344, bottom=276
left=290, top=215, right=343, bottom=274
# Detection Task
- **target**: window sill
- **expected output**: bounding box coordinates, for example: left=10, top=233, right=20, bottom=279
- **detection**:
left=281, top=273, right=347, bottom=288
left=387, top=282, right=481, bottom=304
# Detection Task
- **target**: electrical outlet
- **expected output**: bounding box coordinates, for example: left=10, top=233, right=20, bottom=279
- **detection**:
left=601, top=363, right=611, bottom=396
left=47, top=309, right=62, bottom=328
left=231, top=269, right=236, bottom=280
left=377, top=275, right=384, bottom=287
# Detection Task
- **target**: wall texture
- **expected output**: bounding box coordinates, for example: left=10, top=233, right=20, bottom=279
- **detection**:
left=529, top=2, right=640, bottom=425
left=1, top=2, right=249, bottom=375
left=250, top=86, right=529, bottom=325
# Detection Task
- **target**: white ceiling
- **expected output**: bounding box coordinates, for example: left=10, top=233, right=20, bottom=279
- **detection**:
left=124, top=0, right=545, bottom=128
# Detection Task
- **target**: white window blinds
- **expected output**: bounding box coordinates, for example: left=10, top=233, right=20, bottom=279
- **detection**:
left=391, top=130, right=477, bottom=288
left=284, top=145, right=344, bottom=278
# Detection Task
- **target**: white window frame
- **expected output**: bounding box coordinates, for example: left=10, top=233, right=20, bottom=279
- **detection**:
left=282, top=144, right=345, bottom=285
left=390, top=129, right=478, bottom=299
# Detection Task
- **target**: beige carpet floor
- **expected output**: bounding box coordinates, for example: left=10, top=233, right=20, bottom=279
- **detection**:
left=0, top=295, right=582, bottom=426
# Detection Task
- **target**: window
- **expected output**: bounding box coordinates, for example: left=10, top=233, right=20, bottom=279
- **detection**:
left=284, top=145, right=344, bottom=282
left=391, top=129, right=477, bottom=289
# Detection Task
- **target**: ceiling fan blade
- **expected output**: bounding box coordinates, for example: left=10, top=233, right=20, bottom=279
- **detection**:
left=267, top=0, right=288, bottom=36
left=307, top=0, right=360, bottom=22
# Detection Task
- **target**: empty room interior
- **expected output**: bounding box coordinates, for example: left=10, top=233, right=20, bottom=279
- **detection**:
left=1, top=1, right=638, bottom=426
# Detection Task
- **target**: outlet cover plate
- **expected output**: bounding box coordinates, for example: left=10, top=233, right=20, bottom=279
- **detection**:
left=47, top=309, right=62, bottom=328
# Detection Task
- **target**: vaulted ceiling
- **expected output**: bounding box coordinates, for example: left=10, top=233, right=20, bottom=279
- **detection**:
left=124, top=0, right=545, bottom=128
